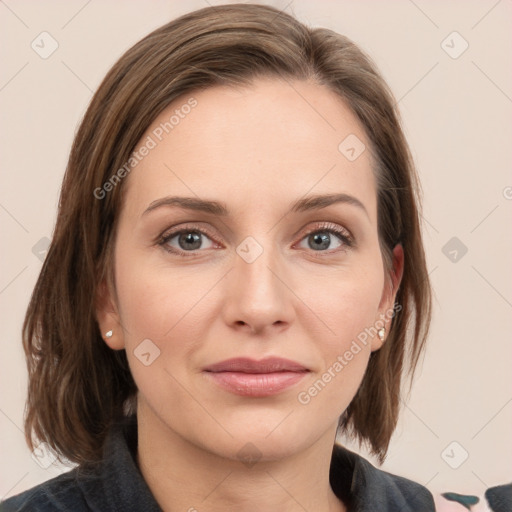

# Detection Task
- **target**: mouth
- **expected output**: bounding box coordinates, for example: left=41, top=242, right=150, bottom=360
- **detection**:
left=202, top=357, right=310, bottom=397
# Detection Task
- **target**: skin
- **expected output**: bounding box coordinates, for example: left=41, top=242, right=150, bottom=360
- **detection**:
left=97, top=77, right=403, bottom=512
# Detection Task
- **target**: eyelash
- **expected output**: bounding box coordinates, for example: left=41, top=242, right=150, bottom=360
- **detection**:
left=157, top=222, right=354, bottom=258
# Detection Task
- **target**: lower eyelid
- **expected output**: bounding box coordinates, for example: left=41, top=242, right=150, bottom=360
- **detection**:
left=160, top=230, right=353, bottom=256
left=161, top=230, right=217, bottom=250
left=296, top=229, right=352, bottom=249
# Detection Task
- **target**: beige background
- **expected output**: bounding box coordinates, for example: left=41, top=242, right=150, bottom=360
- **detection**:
left=1, top=0, right=511, bottom=502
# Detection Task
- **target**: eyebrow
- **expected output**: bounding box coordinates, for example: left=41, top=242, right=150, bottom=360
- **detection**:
left=143, top=193, right=369, bottom=219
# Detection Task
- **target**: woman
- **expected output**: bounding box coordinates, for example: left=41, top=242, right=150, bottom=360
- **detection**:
left=2, top=3, right=435, bottom=511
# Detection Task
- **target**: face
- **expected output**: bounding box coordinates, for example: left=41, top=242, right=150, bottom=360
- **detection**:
left=98, top=78, right=403, bottom=461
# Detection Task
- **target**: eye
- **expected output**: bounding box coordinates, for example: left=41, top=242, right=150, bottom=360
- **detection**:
left=159, top=225, right=218, bottom=256
left=158, top=221, right=354, bottom=258
left=296, top=222, right=353, bottom=253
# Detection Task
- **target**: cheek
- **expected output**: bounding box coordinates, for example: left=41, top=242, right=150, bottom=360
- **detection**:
left=308, top=266, right=384, bottom=352
left=113, top=257, right=206, bottom=406
left=292, top=266, right=384, bottom=407
left=114, top=247, right=207, bottom=341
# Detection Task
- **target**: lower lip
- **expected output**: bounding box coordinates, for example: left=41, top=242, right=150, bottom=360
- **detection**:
left=204, top=371, right=308, bottom=397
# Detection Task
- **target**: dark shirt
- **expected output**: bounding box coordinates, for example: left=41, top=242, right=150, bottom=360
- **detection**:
left=1, top=414, right=436, bottom=511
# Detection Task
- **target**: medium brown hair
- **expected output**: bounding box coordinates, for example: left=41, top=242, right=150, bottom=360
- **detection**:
left=22, top=3, right=431, bottom=467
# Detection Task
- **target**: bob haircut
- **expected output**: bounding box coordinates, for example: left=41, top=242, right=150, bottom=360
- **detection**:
left=22, top=3, right=432, bottom=467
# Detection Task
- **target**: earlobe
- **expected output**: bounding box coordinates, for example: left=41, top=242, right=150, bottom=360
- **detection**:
left=95, top=279, right=125, bottom=350
left=371, top=243, right=404, bottom=351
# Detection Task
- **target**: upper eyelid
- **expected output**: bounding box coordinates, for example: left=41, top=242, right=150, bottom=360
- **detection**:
left=160, top=223, right=219, bottom=242
left=160, top=221, right=353, bottom=247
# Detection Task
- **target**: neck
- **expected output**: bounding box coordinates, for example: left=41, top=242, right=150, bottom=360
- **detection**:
left=136, top=402, right=347, bottom=512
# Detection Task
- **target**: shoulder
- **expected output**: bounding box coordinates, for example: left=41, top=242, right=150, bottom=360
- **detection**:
left=357, top=458, right=436, bottom=511
left=1, top=415, right=160, bottom=512
left=0, top=467, right=99, bottom=512
left=485, top=482, right=512, bottom=511
left=331, top=444, right=436, bottom=511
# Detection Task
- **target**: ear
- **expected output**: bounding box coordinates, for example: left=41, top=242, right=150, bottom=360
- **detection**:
left=371, top=243, right=404, bottom=351
left=95, top=278, right=125, bottom=350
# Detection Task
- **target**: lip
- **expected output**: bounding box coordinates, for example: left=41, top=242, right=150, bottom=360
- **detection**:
left=203, top=357, right=310, bottom=397
left=203, top=357, right=309, bottom=373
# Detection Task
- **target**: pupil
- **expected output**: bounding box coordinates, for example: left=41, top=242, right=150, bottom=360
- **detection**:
left=180, top=232, right=201, bottom=250
left=311, top=232, right=329, bottom=250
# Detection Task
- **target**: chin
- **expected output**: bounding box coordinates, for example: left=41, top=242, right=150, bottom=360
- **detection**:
left=202, top=414, right=319, bottom=464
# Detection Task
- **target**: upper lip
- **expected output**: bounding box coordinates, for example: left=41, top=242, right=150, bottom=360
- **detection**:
left=203, top=357, right=309, bottom=374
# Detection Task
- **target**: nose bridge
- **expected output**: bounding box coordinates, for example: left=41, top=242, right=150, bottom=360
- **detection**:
left=224, top=233, right=294, bottom=332
left=235, top=233, right=283, bottom=300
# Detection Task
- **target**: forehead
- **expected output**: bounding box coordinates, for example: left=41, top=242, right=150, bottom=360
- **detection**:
left=122, top=78, right=377, bottom=220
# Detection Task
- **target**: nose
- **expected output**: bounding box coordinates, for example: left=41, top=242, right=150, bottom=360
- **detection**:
left=221, top=240, right=295, bottom=336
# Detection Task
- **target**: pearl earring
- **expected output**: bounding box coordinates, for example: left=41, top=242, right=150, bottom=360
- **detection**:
left=377, top=327, right=386, bottom=341
left=105, top=330, right=113, bottom=338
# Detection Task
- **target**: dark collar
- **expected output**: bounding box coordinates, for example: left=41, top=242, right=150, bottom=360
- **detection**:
left=330, top=442, right=435, bottom=511
left=75, top=414, right=162, bottom=511
left=78, top=415, right=434, bottom=511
